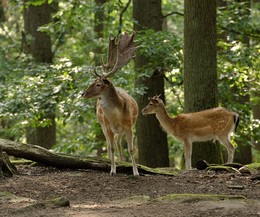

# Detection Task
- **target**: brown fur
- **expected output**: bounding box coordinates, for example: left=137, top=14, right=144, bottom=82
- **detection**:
left=82, top=77, right=139, bottom=175
left=142, top=96, right=239, bottom=170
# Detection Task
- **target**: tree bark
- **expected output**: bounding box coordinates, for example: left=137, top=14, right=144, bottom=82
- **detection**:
left=23, top=1, right=56, bottom=149
left=23, top=1, right=53, bottom=62
left=0, top=139, right=175, bottom=176
left=252, top=92, right=260, bottom=150
left=0, top=151, right=18, bottom=177
left=0, top=0, right=5, bottom=22
left=232, top=0, right=252, bottom=164
left=93, top=0, right=107, bottom=157
left=217, top=0, right=252, bottom=163
left=184, top=0, right=223, bottom=166
left=133, top=0, right=169, bottom=168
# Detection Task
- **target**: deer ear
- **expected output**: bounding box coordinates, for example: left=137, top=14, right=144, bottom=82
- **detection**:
left=150, top=98, right=158, bottom=104
left=102, top=78, right=111, bottom=85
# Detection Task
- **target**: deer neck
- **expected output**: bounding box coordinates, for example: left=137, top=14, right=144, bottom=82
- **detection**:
left=99, top=85, right=122, bottom=109
left=155, top=105, right=174, bottom=134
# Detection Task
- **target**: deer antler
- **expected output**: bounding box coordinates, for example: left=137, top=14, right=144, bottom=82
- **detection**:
left=91, top=69, right=102, bottom=78
left=148, top=95, right=162, bottom=103
left=102, top=32, right=136, bottom=78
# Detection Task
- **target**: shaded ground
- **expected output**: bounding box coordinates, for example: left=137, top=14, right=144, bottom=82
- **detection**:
left=0, top=165, right=259, bottom=217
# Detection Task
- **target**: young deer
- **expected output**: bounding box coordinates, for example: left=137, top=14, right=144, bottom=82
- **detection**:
left=82, top=32, right=139, bottom=176
left=142, top=95, right=239, bottom=170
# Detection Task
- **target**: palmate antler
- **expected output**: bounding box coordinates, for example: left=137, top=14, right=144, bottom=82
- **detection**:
left=101, top=32, right=136, bottom=78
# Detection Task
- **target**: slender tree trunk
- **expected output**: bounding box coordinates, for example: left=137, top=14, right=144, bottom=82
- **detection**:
left=232, top=0, right=252, bottom=164
left=23, top=1, right=53, bottom=62
left=184, top=0, right=223, bottom=167
left=0, top=0, right=5, bottom=22
left=23, top=1, right=56, bottom=149
left=94, top=0, right=107, bottom=157
left=133, top=0, right=169, bottom=167
left=252, top=92, right=260, bottom=151
left=217, top=0, right=252, bottom=163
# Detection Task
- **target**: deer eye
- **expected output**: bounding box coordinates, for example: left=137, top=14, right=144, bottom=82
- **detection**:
left=95, top=83, right=101, bottom=87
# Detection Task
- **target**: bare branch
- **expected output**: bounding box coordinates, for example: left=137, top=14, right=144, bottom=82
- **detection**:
left=163, top=11, right=184, bottom=19
left=219, top=25, right=260, bottom=39
left=118, top=0, right=132, bottom=35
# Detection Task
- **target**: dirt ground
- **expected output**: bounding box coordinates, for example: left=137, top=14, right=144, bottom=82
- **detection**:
left=0, top=164, right=260, bottom=217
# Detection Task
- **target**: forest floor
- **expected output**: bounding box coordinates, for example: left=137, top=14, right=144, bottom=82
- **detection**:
left=0, top=164, right=260, bottom=217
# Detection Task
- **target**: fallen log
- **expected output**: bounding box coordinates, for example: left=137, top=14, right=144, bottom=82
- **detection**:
left=0, top=138, right=176, bottom=176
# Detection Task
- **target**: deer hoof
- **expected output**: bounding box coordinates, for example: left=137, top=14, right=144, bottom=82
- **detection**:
left=110, top=170, right=116, bottom=176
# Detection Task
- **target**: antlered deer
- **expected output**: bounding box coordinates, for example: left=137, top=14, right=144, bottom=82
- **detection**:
left=142, top=95, right=239, bottom=170
left=82, top=32, right=139, bottom=176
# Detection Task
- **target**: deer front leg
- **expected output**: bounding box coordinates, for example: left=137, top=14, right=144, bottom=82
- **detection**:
left=125, top=128, right=139, bottom=176
left=183, top=139, right=192, bottom=170
left=106, top=128, right=116, bottom=175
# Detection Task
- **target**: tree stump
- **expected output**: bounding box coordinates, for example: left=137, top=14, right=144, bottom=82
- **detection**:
left=0, top=150, right=19, bottom=178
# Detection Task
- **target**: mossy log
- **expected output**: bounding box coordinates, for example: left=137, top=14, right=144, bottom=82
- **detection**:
left=21, top=197, right=70, bottom=210
left=157, top=193, right=246, bottom=202
left=0, top=138, right=176, bottom=176
left=196, top=159, right=244, bottom=173
left=11, top=196, right=70, bottom=215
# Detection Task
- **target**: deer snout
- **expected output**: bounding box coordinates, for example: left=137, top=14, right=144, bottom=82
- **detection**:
left=142, top=107, right=148, bottom=115
left=81, top=91, right=89, bottom=98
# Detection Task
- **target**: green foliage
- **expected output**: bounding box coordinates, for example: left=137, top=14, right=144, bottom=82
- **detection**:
left=24, top=0, right=53, bottom=7
left=136, top=29, right=184, bottom=166
left=136, top=29, right=183, bottom=74
left=0, top=0, right=259, bottom=162
left=135, top=29, right=184, bottom=105
left=0, top=0, right=139, bottom=156
left=218, top=0, right=260, bottom=40
left=217, top=1, right=260, bottom=151
left=0, top=57, right=89, bottom=136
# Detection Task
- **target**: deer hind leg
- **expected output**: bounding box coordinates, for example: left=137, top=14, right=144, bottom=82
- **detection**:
left=183, top=139, right=192, bottom=170
left=218, top=137, right=235, bottom=163
left=125, top=128, right=139, bottom=176
left=115, top=132, right=124, bottom=161
left=105, top=128, right=116, bottom=175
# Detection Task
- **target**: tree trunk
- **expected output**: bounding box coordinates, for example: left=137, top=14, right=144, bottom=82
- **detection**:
left=232, top=0, right=252, bottom=164
left=217, top=0, right=252, bottom=163
left=133, top=0, right=169, bottom=167
left=23, top=1, right=56, bottom=149
left=184, top=0, right=223, bottom=166
left=0, top=0, right=5, bottom=22
left=94, top=0, right=107, bottom=157
left=23, top=1, right=53, bottom=62
left=252, top=92, right=260, bottom=151
left=0, top=151, right=18, bottom=178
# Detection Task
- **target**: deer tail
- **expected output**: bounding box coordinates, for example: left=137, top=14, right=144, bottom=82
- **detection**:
left=234, top=114, right=240, bottom=132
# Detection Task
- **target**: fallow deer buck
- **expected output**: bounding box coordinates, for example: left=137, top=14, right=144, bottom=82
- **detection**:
left=82, top=32, right=139, bottom=176
left=142, top=95, right=239, bottom=170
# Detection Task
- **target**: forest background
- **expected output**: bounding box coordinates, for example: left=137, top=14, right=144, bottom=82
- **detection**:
left=0, top=0, right=259, bottom=169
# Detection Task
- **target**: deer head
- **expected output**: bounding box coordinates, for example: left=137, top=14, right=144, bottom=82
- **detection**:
left=82, top=32, right=136, bottom=99
left=142, top=95, right=163, bottom=115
